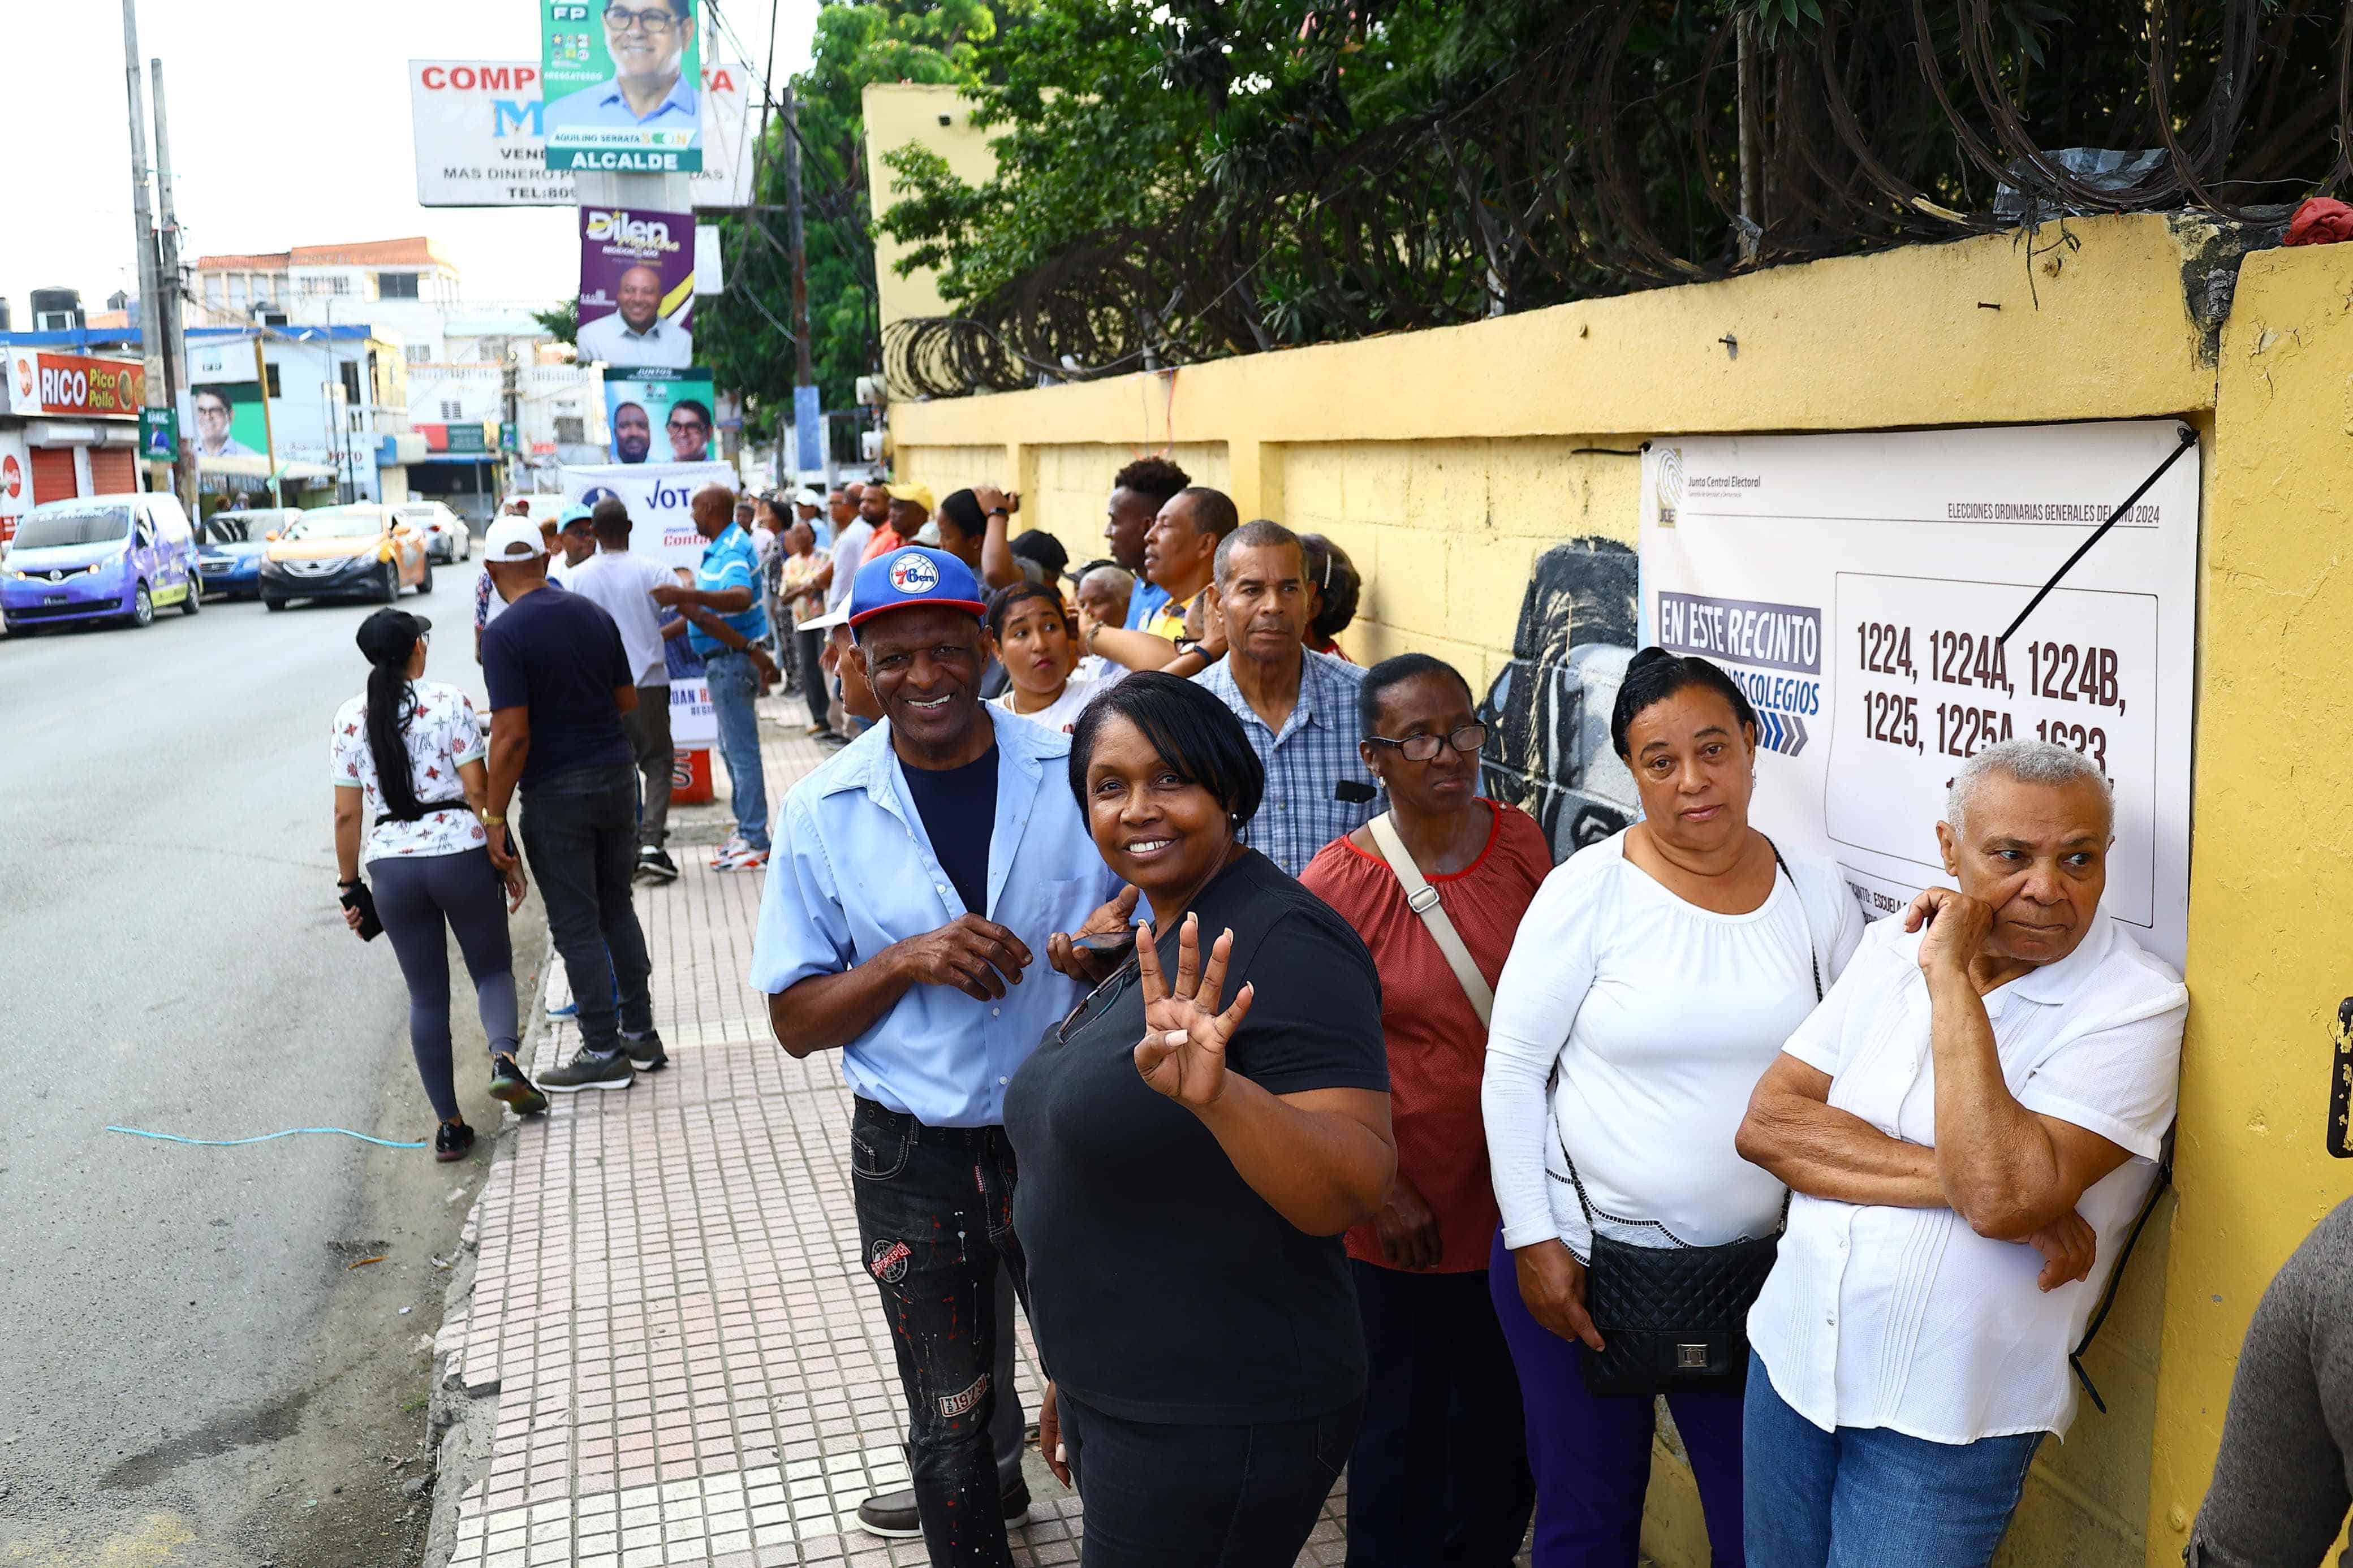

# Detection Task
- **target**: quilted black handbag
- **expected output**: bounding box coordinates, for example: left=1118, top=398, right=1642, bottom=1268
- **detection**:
left=1560, top=840, right=1821, bottom=1399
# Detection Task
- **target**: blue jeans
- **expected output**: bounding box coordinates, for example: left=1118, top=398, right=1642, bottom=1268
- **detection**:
left=1743, top=1354, right=2041, bottom=1568
left=703, top=650, right=770, bottom=850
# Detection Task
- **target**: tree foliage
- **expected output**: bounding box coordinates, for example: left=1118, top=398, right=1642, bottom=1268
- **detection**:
left=697, top=0, right=1016, bottom=435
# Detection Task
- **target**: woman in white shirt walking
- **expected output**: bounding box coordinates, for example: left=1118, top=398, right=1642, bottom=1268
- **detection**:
left=333, top=609, right=546, bottom=1160
left=1481, top=649, right=1861, bottom=1566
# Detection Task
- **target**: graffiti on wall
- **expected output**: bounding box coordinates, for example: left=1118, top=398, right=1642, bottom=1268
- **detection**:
left=1479, top=536, right=1641, bottom=863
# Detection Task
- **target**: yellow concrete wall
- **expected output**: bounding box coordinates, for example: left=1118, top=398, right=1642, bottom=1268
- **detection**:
left=860, top=84, right=999, bottom=335
left=2143, top=240, right=2353, bottom=1567
left=890, top=214, right=2353, bottom=1568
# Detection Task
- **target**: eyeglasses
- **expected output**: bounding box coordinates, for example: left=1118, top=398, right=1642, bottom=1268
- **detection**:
left=1367, top=722, right=1488, bottom=763
left=604, top=5, right=681, bottom=33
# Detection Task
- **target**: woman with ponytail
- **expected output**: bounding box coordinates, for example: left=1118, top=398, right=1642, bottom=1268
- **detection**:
left=332, top=608, right=547, bottom=1160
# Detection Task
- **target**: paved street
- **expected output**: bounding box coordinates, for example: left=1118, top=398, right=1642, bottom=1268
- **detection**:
left=0, top=571, right=541, bottom=1566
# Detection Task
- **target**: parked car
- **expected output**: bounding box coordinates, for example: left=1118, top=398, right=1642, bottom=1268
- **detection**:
left=196, top=508, right=299, bottom=599
left=260, top=504, right=431, bottom=610
left=396, top=502, right=471, bottom=564
left=0, top=493, right=201, bottom=630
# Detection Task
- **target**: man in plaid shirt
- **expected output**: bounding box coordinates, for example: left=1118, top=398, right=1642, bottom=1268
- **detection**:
left=1192, top=518, right=1384, bottom=874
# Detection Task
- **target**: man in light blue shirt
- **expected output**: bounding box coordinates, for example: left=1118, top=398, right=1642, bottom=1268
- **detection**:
left=651, top=483, right=772, bottom=867
left=751, top=543, right=1126, bottom=1561
left=541, top=0, right=701, bottom=144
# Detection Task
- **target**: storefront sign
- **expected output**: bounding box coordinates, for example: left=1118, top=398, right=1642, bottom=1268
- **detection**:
left=538, top=2, right=704, bottom=172
left=6, top=351, right=145, bottom=419
left=1640, top=420, right=2200, bottom=967
left=407, top=61, right=751, bottom=207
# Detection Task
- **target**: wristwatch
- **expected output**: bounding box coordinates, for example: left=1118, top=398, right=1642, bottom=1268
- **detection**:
left=986, top=507, right=1010, bottom=520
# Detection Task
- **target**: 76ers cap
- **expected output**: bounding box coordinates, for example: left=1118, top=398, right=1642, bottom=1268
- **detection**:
left=847, top=545, right=989, bottom=629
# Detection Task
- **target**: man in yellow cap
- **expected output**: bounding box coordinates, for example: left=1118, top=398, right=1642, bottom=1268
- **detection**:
left=859, top=481, right=934, bottom=565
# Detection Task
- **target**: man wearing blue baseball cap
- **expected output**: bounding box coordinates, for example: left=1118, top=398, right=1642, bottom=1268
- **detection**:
left=750, top=544, right=1131, bottom=1564
left=546, top=503, right=597, bottom=588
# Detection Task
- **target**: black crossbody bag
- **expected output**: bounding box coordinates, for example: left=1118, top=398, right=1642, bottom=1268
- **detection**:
left=1554, top=840, right=1822, bottom=1398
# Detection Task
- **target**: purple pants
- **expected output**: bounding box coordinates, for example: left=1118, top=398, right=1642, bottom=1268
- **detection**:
left=1486, top=1231, right=1749, bottom=1567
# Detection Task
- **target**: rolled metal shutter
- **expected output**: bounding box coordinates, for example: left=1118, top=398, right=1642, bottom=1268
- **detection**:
left=89, top=446, right=135, bottom=495
left=29, top=446, right=76, bottom=504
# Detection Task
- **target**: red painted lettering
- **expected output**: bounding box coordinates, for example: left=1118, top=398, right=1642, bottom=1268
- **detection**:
left=704, top=68, right=735, bottom=92
left=422, top=66, right=447, bottom=89
left=451, top=66, right=476, bottom=89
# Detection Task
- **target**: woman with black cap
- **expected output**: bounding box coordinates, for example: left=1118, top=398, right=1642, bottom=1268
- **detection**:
left=333, top=608, right=548, bottom=1160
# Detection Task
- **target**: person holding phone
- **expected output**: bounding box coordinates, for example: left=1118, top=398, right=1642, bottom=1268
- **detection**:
left=1008, top=672, right=1395, bottom=1567
left=332, top=609, right=546, bottom=1161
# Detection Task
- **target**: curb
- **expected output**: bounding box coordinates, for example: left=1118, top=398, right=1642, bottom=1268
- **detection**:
left=418, top=921, right=554, bottom=1568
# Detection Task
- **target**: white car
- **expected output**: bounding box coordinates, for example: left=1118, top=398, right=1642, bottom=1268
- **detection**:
left=395, top=502, right=471, bottom=564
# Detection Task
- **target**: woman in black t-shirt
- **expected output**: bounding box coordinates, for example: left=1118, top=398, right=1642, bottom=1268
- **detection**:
left=1005, top=672, right=1395, bottom=1568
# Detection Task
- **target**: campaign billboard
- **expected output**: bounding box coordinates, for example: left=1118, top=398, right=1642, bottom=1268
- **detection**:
left=189, top=382, right=268, bottom=461
left=578, top=207, right=695, bottom=370
left=407, top=61, right=751, bottom=208
left=604, top=370, right=715, bottom=465
left=540, top=1, right=703, bottom=174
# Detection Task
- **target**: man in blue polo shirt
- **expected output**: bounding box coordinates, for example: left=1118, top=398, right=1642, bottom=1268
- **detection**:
left=652, top=483, right=772, bottom=870
left=750, top=545, right=1128, bottom=1566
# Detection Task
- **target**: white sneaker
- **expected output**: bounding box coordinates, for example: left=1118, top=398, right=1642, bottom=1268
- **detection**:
left=713, top=843, right=770, bottom=872
left=706, top=835, right=748, bottom=870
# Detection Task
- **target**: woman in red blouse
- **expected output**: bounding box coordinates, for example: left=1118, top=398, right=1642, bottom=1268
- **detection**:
left=1299, top=653, right=1547, bottom=1568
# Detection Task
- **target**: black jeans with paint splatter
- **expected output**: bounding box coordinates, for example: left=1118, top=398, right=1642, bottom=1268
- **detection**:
left=850, top=1096, right=1029, bottom=1567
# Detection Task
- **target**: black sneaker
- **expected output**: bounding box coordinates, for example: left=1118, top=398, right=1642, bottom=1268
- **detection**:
left=621, top=1030, right=669, bottom=1073
left=635, top=845, right=680, bottom=884
left=488, top=1054, right=549, bottom=1117
left=537, top=1049, right=635, bottom=1094
left=854, top=1477, right=1028, bottom=1540
left=434, top=1121, right=476, bottom=1162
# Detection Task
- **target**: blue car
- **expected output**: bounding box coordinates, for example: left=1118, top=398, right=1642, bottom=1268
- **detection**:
left=0, top=494, right=201, bottom=631
left=197, top=508, right=298, bottom=599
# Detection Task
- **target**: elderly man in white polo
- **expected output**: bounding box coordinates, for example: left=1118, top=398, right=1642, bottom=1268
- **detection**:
left=1735, top=739, right=2187, bottom=1568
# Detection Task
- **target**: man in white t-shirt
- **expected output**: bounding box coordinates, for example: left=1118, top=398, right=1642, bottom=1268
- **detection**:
left=563, top=497, right=683, bottom=884
left=1736, top=739, right=2187, bottom=1568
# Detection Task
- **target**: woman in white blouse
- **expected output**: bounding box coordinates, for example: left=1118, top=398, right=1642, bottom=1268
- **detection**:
left=1481, top=649, right=1861, bottom=1566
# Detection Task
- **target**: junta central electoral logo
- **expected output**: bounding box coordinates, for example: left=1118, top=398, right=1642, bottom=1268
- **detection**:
left=888, top=552, right=940, bottom=595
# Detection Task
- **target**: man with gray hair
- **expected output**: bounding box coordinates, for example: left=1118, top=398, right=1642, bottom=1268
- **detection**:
left=1735, top=740, right=2187, bottom=1567
left=1187, top=517, right=1381, bottom=874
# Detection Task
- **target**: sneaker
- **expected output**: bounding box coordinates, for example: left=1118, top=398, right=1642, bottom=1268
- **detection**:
left=705, top=835, right=749, bottom=870
left=712, top=843, right=769, bottom=872
left=803, top=722, right=829, bottom=737
left=434, top=1121, right=476, bottom=1162
left=537, top=1049, right=635, bottom=1094
left=488, top=1054, right=549, bottom=1117
left=855, top=1477, right=1029, bottom=1540
left=620, top=1030, right=669, bottom=1073
left=817, top=730, right=850, bottom=748
left=545, top=997, right=579, bottom=1020
left=635, top=845, right=680, bottom=885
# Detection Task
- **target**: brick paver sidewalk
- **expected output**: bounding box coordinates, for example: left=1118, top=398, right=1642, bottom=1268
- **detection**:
left=430, top=698, right=1355, bottom=1568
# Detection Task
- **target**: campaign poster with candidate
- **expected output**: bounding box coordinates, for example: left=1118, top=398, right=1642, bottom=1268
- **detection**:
left=540, top=0, right=703, bottom=173
left=604, top=370, right=716, bottom=465
left=189, top=381, right=270, bottom=462
left=578, top=206, right=695, bottom=370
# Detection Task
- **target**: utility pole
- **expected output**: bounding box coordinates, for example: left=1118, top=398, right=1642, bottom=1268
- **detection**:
left=149, top=57, right=199, bottom=518
left=782, top=84, right=820, bottom=482
left=119, top=0, right=167, bottom=490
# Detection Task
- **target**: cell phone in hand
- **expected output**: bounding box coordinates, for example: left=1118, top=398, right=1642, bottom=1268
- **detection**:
left=341, top=883, right=383, bottom=941
left=1072, top=930, right=1139, bottom=959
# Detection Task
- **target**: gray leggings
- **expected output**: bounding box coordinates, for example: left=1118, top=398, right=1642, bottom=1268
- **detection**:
left=369, top=847, right=519, bottom=1122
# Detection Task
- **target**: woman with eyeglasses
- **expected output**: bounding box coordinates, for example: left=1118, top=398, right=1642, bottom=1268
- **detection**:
left=1007, top=672, right=1395, bottom=1567
left=1480, top=649, right=1863, bottom=1566
left=333, top=609, right=547, bottom=1161
left=1295, top=653, right=1544, bottom=1567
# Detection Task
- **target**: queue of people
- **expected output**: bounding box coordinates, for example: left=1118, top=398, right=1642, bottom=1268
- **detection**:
left=745, top=459, right=2194, bottom=1568
left=335, top=459, right=2212, bottom=1568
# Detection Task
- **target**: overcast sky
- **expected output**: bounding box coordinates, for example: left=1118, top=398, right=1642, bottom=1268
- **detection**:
left=7, top=0, right=818, bottom=326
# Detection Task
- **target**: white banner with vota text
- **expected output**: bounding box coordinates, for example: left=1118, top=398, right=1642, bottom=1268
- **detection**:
left=1638, top=420, right=2199, bottom=969
left=562, top=460, right=735, bottom=748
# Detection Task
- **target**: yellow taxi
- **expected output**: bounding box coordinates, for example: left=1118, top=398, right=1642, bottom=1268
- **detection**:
left=258, top=504, right=432, bottom=611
